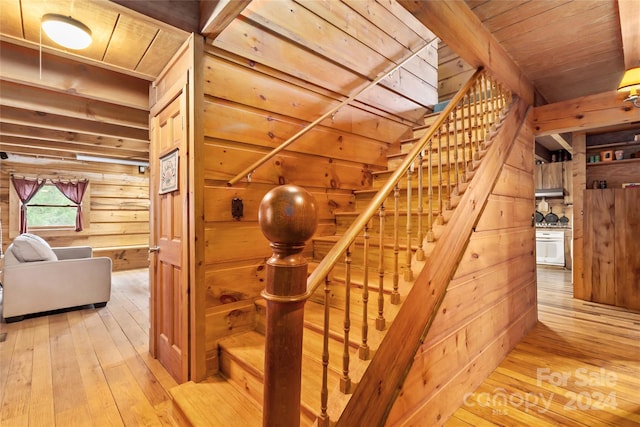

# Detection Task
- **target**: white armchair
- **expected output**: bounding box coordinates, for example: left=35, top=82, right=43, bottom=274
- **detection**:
left=2, top=233, right=112, bottom=322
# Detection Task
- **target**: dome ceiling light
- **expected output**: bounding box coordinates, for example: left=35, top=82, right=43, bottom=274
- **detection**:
left=41, top=13, right=92, bottom=50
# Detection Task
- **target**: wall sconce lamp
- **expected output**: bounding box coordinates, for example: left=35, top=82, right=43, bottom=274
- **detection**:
left=618, top=66, right=640, bottom=108
left=41, top=14, right=92, bottom=50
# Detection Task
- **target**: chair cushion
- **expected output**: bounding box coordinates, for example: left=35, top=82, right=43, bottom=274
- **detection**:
left=10, top=233, right=58, bottom=262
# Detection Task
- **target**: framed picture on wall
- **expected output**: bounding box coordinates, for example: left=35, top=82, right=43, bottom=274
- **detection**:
left=159, top=149, right=178, bottom=194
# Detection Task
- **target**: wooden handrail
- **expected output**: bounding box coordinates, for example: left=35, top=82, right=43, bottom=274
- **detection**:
left=304, top=67, right=485, bottom=297
left=226, top=38, right=439, bottom=187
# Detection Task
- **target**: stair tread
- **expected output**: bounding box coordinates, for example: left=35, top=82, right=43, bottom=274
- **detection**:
left=218, top=330, right=342, bottom=418
left=170, top=377, right=262, bottom=427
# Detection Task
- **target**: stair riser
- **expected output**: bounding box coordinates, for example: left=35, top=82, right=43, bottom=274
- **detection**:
left=308, top=277, right=392, bottom=310
left=219, top=348, right=319, bottom=426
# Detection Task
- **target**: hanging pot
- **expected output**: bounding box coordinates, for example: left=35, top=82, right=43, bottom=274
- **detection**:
left=559, top=213, right=570, bottom=224
left=544, top=208, right=559, bottom=224
left=535, top=211, right=544, bottom=223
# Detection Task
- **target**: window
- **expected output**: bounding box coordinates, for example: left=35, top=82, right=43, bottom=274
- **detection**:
left=26, top=184, right=77, bottom=228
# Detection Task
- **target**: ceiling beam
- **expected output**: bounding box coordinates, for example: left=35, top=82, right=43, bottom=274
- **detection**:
left=550, top=134, right=573, bottom=154
left=396, top=0, right=534, bottom=106
left=200, top=0, right=252, bottom=38
left=618, top=0, right=640, bottom=69
left=533, top=90, right=640, bottom=135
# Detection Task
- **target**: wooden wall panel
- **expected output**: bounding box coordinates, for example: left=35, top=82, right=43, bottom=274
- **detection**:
left=1, top=156, right=149, bottom=271
left=386, top=110, right=537, bottom=426
left=583, top=190, right=616, bottom=305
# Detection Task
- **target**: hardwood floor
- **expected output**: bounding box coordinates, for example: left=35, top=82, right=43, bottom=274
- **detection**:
left=1, top=267, right=638, bottom=426
left=0, top=269, right=178, bottom=427
left=446, top=266, right=640, bottom=427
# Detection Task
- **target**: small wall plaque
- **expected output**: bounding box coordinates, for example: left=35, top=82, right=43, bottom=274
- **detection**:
left=159, top=148, right=178, bottom=194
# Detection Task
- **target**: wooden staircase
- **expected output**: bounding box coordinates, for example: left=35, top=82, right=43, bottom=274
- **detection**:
left=168, top=71, right=519, bottom=426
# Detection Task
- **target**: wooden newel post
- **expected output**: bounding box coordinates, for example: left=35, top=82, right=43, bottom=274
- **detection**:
left=259, top=185, right=318, bottom=427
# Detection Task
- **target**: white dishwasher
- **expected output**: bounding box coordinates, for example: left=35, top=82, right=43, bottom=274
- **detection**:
left=536, top=230, right=565, bottom=266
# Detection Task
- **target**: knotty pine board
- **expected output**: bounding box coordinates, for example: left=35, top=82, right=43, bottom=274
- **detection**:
left=202, top=100, right=390, bottom=168
left=387, top=280, right=536, bottom=424
left=583, top=189, right=616, bottom=305
left=202, top=140, right=379, bottom=190
left=614, top=189, right=640, bottom=310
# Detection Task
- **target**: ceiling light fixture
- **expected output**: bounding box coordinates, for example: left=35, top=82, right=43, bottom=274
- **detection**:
left=618, top=66, right=640, bottom=108
left=41, top=13, right=92, bottom=50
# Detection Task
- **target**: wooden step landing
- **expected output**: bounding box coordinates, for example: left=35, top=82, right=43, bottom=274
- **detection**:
left=218, top=330, right=340, bottom=426
left=169, top=377, right=262, bottom=427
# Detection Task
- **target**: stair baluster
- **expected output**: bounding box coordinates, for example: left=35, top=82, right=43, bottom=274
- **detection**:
left=376, top=204, right=386, bottom=331
left=319, top=276, right=331, bottom=427
left=415, top=150, right=425, bottom=262
left=404, top=167, right=413, bottom=282
left=452, top=107, right=460, bottom=195
left=341, top=246, right=352, bottom=393
left=392, top=185, right=400, bottom=304
left=436, top=127, right=444, bottom=225
left=359, top=224, right=370, bottom=360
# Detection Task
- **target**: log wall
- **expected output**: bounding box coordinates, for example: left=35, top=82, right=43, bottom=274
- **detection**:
left=0, top=157, right=149, bottom=271
left=386, top=109, right=538, bottom=426
left=0, top=41, right=151, bottom=271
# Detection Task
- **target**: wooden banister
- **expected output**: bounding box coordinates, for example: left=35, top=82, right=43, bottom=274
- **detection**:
left=226, top=38, right=438, bottom=187
left=258, top=184, right=318, bottom=427
left=259, top=68, right=516, bottom=426
left=304, top=68, right=485, bottom=298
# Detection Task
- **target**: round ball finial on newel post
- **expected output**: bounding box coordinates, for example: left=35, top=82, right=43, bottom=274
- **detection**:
left=258, top=184, right=318, bottom=427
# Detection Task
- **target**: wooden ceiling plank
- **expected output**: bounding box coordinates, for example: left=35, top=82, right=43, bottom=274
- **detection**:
left=482, top=0, right=568, bottom=33
left=0, top=41, right=149, bottom=109
left=0, top=0, right=23, bottom=38
left=373, top=0, right=438, bottom=44
left=534, top=91, right=640, bottom=135
left=106, top=0, right=198, bottom=34
left=492, top=1, right=608, bottom=42
left=0, top=105, right=149, bottom=142
left=0, top=135, right=148, bottom=160
left=0, top=122, right=149, bottom=153
left=618, top=0, right=640, bottom=69
left=200, top=0, right=251, bottom=39
left=397, top=0, right=535, bottom=105
left=0, top=80, right=148, bottom=130
left=464, top=0, right=529, bottom=21
left=102, top=14, right=157, bottom=70
left=136, top=30, right=187, bottom=77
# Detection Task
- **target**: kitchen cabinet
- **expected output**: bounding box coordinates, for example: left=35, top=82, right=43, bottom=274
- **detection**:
left=583, top=188, right=640, bottom=310
left=535, top=162, right=564, bottom=190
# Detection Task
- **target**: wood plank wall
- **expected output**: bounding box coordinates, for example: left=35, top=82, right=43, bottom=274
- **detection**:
left=0, top=157, right=150, bottom=271
left=0, top=42, right=151, bottom=271
left=198, top=0, right=439, bottom=376
left=386, top=111, right=538, bottom=425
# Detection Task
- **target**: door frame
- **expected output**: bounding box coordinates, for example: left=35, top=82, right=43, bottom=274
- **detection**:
left=148, top=34, right=206, bottom=382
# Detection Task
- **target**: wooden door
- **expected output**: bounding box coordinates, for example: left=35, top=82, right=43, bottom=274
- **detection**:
left=149, top=88, right=189, bottom=383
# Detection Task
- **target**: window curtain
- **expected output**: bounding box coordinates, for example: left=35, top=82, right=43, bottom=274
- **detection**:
left=11, top=176, right=45, bottom=234
left=52, top=179, right=89, bottom=231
